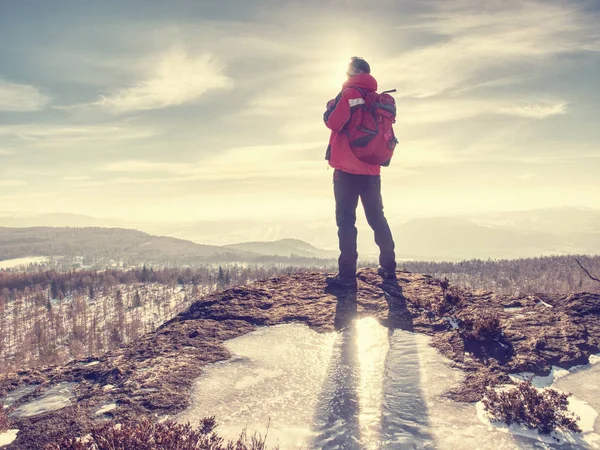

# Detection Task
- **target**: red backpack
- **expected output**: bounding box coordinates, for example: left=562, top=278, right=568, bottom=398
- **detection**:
left=344, top=88, right=398, bottom=166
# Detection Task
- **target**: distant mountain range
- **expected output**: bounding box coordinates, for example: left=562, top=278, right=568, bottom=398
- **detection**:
left=1, top=206, right=599, bottom=261
left=0, top=227, right=335, bottom=266
left=224, top=238, right=337, bottom=259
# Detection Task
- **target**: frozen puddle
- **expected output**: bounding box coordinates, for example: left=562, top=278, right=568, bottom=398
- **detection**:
left=178, top=319, right=600, bottom=449
left=2, top=385, right=39, bottom=408
left=8, top=382, right=76, bottom=418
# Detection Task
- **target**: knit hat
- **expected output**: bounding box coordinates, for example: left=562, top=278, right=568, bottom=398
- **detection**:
left=347, top=57, right=371, bottom=76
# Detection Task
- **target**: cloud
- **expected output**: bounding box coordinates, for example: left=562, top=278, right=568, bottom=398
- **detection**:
left=60, top=176, right=91, bottom=181
left=232, top=1, right=591, bottom=135
left=97, top=142, right=325, bottom=181
left=383, top=1, right=600, bottom=98
left=0, top=79, right=50, bottom=111
left=0, top=123, right=155, bottom=146
left=94, top=49, right=232, bottom=112
left=395, top=98, right=567, bottom=124
left=499, top=102, right=568, bottom=119
left=517, top=173, right=539, bottom=181
left=0, top=149, right=13, bottom=156
left=100, top=160, right=190, bottom=174
left=0, top=180, right=26, bottom=188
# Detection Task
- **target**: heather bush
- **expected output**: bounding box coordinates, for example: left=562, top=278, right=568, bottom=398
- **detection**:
left=45, top=416, right=277, bottom=450
left=415, top=278, right=463, bottom=316
left=461, top=313, right=502, bottom=342
left=0, top=406, right=8, bottom=433
left=435, top=290, right=462, bottom=316
left=482, top=381, right=581, bottom=435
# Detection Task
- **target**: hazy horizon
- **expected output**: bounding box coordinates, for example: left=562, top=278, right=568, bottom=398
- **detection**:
left=0, top=204, right=599, bottom=226
left=2, top=206, right=600, bottom=261
left=1, top=0, right=599, bottom=223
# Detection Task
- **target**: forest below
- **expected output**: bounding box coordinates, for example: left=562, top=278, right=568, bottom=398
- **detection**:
left=0, top=254, right=599, bottom=375
left=0, top=265, right=304, bottom=374
left=401, top=254, right=600, bottom=295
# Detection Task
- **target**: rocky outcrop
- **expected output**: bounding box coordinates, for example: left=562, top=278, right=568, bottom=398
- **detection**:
left=1, top=269, right=599, bottom=449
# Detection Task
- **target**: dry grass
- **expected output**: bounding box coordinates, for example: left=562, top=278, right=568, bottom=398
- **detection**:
left=0, top=406, right=9, bottom=433
left=44, top=416, right=278, bottom=450
left=482, top=381, right=581, bottom=435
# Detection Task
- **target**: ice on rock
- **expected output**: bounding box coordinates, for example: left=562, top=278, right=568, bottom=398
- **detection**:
left=9, top=382, right=76, bottom=418
left=2, top=385, right=39, bottom=408
left=176, top=316, right=600, bottom=449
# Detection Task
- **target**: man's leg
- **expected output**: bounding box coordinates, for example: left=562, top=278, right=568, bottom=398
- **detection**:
left=334, top=170, right=360, bottom=279
left=360, top=175, right=397, bottom=275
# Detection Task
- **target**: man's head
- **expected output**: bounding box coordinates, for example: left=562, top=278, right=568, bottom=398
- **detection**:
left=346, top=56, right=371, bottom=77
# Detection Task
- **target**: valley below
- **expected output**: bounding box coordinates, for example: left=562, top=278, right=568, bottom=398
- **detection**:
left=1, top=268, right=599, bottom=449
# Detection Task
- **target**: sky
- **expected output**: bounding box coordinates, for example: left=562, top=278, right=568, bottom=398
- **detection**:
left=0, top=0, right=599, bottom=224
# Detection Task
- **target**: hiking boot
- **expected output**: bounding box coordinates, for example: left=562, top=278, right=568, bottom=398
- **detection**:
left=377, top=267, right=397, bottom=281
left=381, top=280, right=403, bottom=297
left=325, top=274, right=358, bottom=291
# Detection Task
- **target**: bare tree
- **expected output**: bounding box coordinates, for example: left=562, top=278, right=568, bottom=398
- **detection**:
left=575, top=258, right=600, bottom=283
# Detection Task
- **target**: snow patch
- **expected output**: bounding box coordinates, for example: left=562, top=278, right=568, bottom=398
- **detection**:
left=442, top=317, right=460, bottom=330
left=76, top=360, right=100, bottom=367
left=95, top=403, right=117, bottom=415
left=0, top=257, right=47, bottom=270
left=510, top=366, right=570, bottom=388
left=589, top=353, right=600, bottom=365
left=0, top=429, right=18, bottom=447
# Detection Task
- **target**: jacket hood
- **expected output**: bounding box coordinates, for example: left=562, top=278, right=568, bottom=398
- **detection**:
left=343, top=73, right=378, bottom=92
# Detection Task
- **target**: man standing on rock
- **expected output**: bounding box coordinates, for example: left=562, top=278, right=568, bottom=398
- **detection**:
left=323, top=57, right=401, bottom=296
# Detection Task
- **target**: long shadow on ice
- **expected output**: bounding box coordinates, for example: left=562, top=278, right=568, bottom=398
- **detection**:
left=380, top=293, right=435, bottom=448
left=312, top=291, right=362, bottom=449
left=312, top=291, right=434, bottom=449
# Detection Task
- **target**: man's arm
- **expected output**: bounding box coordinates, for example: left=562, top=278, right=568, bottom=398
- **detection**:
left=324, top=88, right=364, bottom=132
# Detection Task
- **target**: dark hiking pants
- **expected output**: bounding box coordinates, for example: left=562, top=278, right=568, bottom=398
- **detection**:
left=333, top=169, right=396, bottom=278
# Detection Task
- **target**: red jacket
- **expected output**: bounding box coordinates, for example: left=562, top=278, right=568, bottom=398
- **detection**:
left=324, top=73, right=381, bottom=176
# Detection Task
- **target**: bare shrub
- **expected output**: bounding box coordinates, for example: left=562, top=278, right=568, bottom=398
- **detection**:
left=44, top=416, right=278, bottom=450
left=0, top=406, right=9, bottom=433
left=482, top=381, right=581, bottom=435
left=415, top=278, right=464, bottom=317
left=434, top=290, right=462, bottom=316
left=439, top=277, right=450, bottom=296
left=462, top=313, right=502, bottom=342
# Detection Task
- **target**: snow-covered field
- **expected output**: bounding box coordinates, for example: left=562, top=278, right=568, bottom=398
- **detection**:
left=0, top=257, right=48, bottom=270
